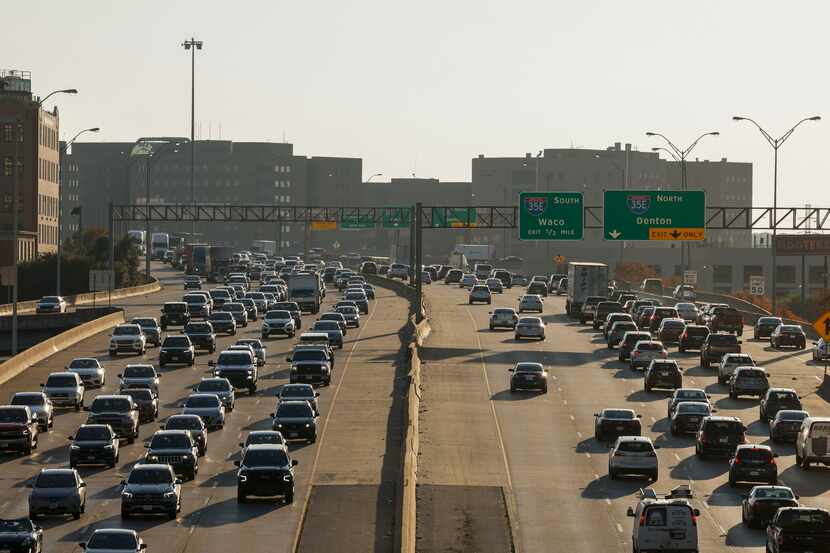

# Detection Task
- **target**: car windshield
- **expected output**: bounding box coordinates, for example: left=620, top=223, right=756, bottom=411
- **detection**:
left=518, top=318, right=541, bottom=325
left=11, top=394, right=43, bottom=406
left=164, top=304, right=187, bottom=312
left=68, top=359, right=99, bottom=369
left=706, top=421, right=741, bottom=438
left=755, top=488, right=794, bottom=500
left=651, top=362, right=676, bottom=370
left=165, top=417, right=202, bottom=430
left=777, top=411, right=807, bottom=421
left=0, top=519, right=33, bottom=532
left=759, top=317, right=782, bottom=325
left=293, top=350, right=326, bottom=362
left=321, top=314, right=342, bottom=321
left=128, top=468, right=172, bottom=484
left=677, top=403, right=710, bottom=414
left=780, top=326, right=803, bottom=334
left=769, top=392, right=798, bottom=402
left=337, top=307, right=357, bottom=315
left=225, top=304, right=244, bottom=312
left=776, top=510, right=830, bottom=530
left=198, top=380, right=230, bottom=392
left=738, top=369, right=766, bottom=379
left=281, top=386, right=314, bottom=397
left=132, top=319, right=156, bottom=328
left=637, top=343, right=663, bottom=351
left=113, top=326, right=140, bottom=336
left=124, top=366, right=155, bottom=378
left=624, top=334, right=650, bottom=344
left=677, top=390, right=706, bottom=400
left=184, top=295, right=206, bottom=304
left=614, top=323, right=637, bottom=332
left=46, top=375, right=76, bottom=387
left=738, top=448, right=772, bottom=462
left=276, top=403, right=313, bottom=418
left=123, top=390, right=153, bottom=401
left=35, top=472, right=75, bottom=488
left=40, top=297, right=60, bottom=304
left=314, top=322, right=340, bottom=331
left=76, top=426, right=111, bottom=441
left=186, top=396, right=219, bottom=408
left=709, top=335, right=738, bottom=345
left=515, top=364, right=543, bottom=373
left=686, top=327, right=709, bottom=336
left=603, top=410, right=634, bottom=420
left=91, top=398, right=130, bottom=412
left=247, top=433, right=285, bottom=446
left=493, top=309, right=514, bottom=316
left=662, top=321, right=685, bottom=329
left=151, top=434, right=190, bottom=449
left=186, top=324, right=212, bottom=333
left=267, top=311, right=291, bottom=320
left=243, top=449, right=289, bottom=467
left=616, top=441, right=653, bottom=453
left=218, top=353, right=251, bottom=365
left=0, top=409, right=27, bottom=423
left=211, top=312, right=233, bottom=321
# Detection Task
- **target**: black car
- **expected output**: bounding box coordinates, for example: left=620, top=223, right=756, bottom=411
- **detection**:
left=143, top=430, right=199, bottom=480
left=771, top=325, right=807, bottom=350
left=508, top=362, right=548, bottom=393
left=770, top=410, right=809, bottom=444
left=159, top=335, right=195, bottom=367
left=160, top=302, right=190, bottom=330
left=593, top=409, right=642, bottom=443
left=729, top=444, right=778, bottom=486
left=766, top=508, right=830, bottom=553
left=730, top=367, right=769, bottom=399
left=85, top=395, right=140, bottom=444
left=618, top=331, right=652, bottom=362
left=68, top=424, right=119, bottom=468
left=120, top=388, right=158, bottom=423
left=0, top=518, right=43, bottom=553
left=754, top=317, right=784, bottom=340
left=184, top=321, right=216, bottom=353
left=760, top=388, right=802, bottom=423
left=741, top=486, right=799, bottom=528
left=271, top=400, right=318, bottom=443
left=678, top=325, right=710, bottom=352
left=670, top=401, right=712, bottom=435
left=695, top=416, right=746, bottom=459
left=644, top=359, right=682, bottom=392
left=163, top=414, right=208, bottom=456
left=209, top=311, right=237, bottom=335
left=273, top=302, right=302, bottom=329
left=235, top=444, right=297, bottom=503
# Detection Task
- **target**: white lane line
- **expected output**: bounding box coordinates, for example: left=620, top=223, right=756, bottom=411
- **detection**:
left=616, top=523, right=624, bottom=534
left=594, top=473, right=599, bottom=480
left=639, top=402, right=645, bottom=407
left=255, top=399, right=261, bottom=406
left=569, top=415, right=575, bottom=421
left=605, top=498, right=612, bottom=505
left=585, top=452, right=591, bottom=459
left=674, top=453, right=681, bottom=461
left=650, top=417, right=656, bottom=424
left=562, top=399, right=567, bottom=405
left=224, top=452, right=232, bottom=460
left=576, top=431, right=583, bottom=439
left=816, top=375, right=822, bottom=382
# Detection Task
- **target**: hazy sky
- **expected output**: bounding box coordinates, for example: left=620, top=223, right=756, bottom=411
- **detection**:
left=4, top=0, right=826, bottom=207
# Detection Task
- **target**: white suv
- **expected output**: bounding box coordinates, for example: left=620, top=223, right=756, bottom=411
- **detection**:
left=468, top=285, right=492, bottom=305
left=108, top=324, right=147, bottom=357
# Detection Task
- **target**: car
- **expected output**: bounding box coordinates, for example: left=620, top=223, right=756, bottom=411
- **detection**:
left=28, top=468, right=87, bottom=520
left=527, top=280, right=548, bottom=297
left=673, top=285, right=697, bottom=301
left=626, top=486, right=699, bottom=553
left=444, top=269, right=463, bottom=284
left=700, top=333, right=742, bottom=369
left=244, top=291, right=268, bottom=314
left=579, top=296, right=607, bottom=324
left=335, top=305, right=360, bottom=328
left=80, top=528, right=145, bottom=553
left=319, top=312, right=348, bottom=333
left=10, top=392, right=53, bottom=430
left=729, top=444, right=778, bottom=486
left=648, top=307, right=679, bottom=334
left=120, top=463, right=182, bottom=519
left=274, top=301, right=303, bottom=328
left=657, top=318, right=686, bottom=344
left=163, top=414, right=208, bottom=456
left=607, top=321, right=638, bottom=349
left=277, top=384, right=320, bottom=415
left=183, top=275, right=202, bottom=290
left=388, top=263, right=409, bottom=279
left=108, top=324, right=146, bottom=357
left=594, top=408, right=642, bottom=443
left=64, top=357, right=106, bottom=388
left=239, top=298, right=259, bottom=321
left=729, top=366, right=769, bottom=399
left=118, top=364, right=161, bottom=396
left=361, top=283, right=376, bottom=300
left=209, top=311, right=237, bottom=335
left=143, top=429, right=199, bottom=480
left=514, top=317, right=545, bottom=341
left=120, top=389, right=158, bottom=423
left=593, top=301, right=624, bottom=330
left=695, top=416, right=746, bottom=459
left=131, top=317, right=162, bottom=347
left=518, top=294, right=543, bottom=313
left=741, top=485, right=799, bottom=529
left=508, top=362, right=548, bottom=392
left=754, top=316, right=783, bottom=340
left=286, top=346, right=332, bottom=386
left=35, top=295, right=67, bottom=314
left=640, top=278, right=663, bottom=294
left=68, top=424, right=119, bottom=468
left=630, top=341, right=667, bottom=370
left=485, top=278, right=504, bottom=294
left=181, top=394, right=225, bottom=429
left=796, top=417, right=830, bottom=468
left=670, top=401, right=713, bottom=436
left=459, top=274, right=477, bottom=289
left=759, top=388, right=802, bottom=423
left=183, top=293, right=211, bottom=319
left=41, top=371, right=84, bottom=411
left=608, top=436, right=659, bottom=481
left=344, top=290, right=370, bottom=314
left=235, top=338, right=267, bottom=366
left=210, top=349, right=258, bottom=394
left=769, top=410, right=809, bottom=444
left=674, top=302, right=699, bottom=323
left=489, top=308, right=518, bottom=330
left=183, top=321, right=216, bottom=353
left=271, top=400, right=318, bottom=443
left=85, top=395, right=140, bottom=443
left=643, top=359, right=682, bottom=392
left=629, top=299, right=656, bottom=316
left=222, top=302, right=249, bottom=327
left=636, top=306, right=656, bottom=329
left=262, top=309, right=296, bottom=338
left=239, top=430, right=286, bottom=454
left=667, top=388, right=710, bottom=418
left=618, top=331, right=652, bottom=362
left=813, top=338, right=830, bottom=363
left=311, top=321, right=345, bottom=348
left=235, top=444, right=298, bottom=503
left=678, top=324, right=709, bottom=352
left=717, top=352, right=755, bottom=385
left=160, top=301, right=191, bottom=330
left=697, top=302, right=729, bottom=325
left=0, top=518, right=42, bottom=552
left=708, top=306, right=744, bottom=336
left=193, top=378, right=235, bottom=411
left=468, top=284, right=492, bottom=305
left=603, top=313, right=634, bottom=339
left=771, top=324, right=807, bottom=350
left=0, top=405, right=39, bottom=454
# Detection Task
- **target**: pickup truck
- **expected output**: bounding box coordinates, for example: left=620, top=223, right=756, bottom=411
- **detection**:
left=765, top=507, right=830, bottom=553
left=708, top=307, right=744, bottom=336
left=700, top=333, right=741, bottom=368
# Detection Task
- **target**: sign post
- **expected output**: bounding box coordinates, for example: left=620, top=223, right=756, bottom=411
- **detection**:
left=88, top=270, right=113, bottom=309
left=749, top=275, right=765, bottom=296
left=518, top=192, right=584, bottom=240
left=603, top=190, right=705, bottom=241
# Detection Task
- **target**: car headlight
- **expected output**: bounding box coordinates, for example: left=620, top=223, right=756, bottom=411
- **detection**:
left=146, top=455, right=158, bottom=462
left=238, top=474, right=248, bottom=482
left=275, top=423, right=283, bottom=428
left=122, top=492, right=133, bottom=499
left=305, top=423, right=311, bottom=428
left=163, top=491, right=177, bottom=498
left=70, top=444, right=80, bottom=450
left=104, top=444, right=114, bottom=449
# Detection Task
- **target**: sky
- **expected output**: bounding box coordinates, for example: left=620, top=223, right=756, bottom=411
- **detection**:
left=4, top=0, right=827, bottom=207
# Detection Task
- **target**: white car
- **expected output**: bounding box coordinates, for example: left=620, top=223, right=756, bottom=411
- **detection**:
left=518, top=294, right=543, bottom=313
left=485, top=278, right=504, bottom=293
left=608, top=436, right=659, bottom=480
left=674, top=302, right=699, bottom=323
left=36, top=295, right=67, bottom=314
left=388, top=263, right=409, bottom=279
left=515, top=317, right=545, bottom=340
left=717, top=353, right=755, bottom=385
left=468, top=285, right=492, bottom=305
left=261, top=310, right=296, bottom=339
left=459, top=274, right=477, bottom=289
left=108, top=324, right=147, bottom=357
left=66, top=357, right=106, bottom=388
left=813, top=338, right=830, bottom=363
left=630, top=340, right=668, bottom=370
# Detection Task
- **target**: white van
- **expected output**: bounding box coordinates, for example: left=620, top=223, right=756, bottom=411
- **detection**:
left=627, top=486, right=699, bottom=553
left=795, top=417, right=830, bottom=468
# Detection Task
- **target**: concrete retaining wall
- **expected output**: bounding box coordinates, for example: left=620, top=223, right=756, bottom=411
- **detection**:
left=0, top=309, right=125, bottom=387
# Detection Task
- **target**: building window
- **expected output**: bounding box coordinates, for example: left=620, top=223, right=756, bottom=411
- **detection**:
left=713, top=265, right=732, bottom=283
left=776, top=265, right=796, bottom=284
left=809, top=265, right=827, bottom=285
left=3, top=157, right=11, bottom=176
left=16, top=123, right=24, bottom=143
left=1, top=124, right=11, bottom=143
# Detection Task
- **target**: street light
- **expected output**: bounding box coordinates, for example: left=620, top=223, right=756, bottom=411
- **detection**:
left=182, top=37, right=203, bottom=243
left=733, top=114, right=821, bottom=313
left=645, top=130, right=719, bottom=276
left=651, top=146, right=679, bottom=161
left=365, top=173, right=382, bottom=182
left=57, top=127, right=100, bottom=296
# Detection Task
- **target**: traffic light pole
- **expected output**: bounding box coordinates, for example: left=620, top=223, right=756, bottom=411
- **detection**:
left=414, top=203, right=423, bottom=322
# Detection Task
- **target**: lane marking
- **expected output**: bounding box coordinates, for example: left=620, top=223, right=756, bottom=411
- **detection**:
left=616, top=523, right=624, bottom=534
left=576, top=431, right=582, bottom=439
left=569, top=415, right=575, bottom=421
left=650, top=417, right=656, bottom=424
left=674, top=453, right=681, bottom=461
left=562, top=399, right=567, bottom=405
left=605, top=498, right=612, bottom=505
left=585, top=452, right=591, bottom=459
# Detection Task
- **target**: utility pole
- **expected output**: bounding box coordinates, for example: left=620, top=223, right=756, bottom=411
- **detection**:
left=182, top=37, right=203, bottom=243
left=415, top=203, right=423, bottom=321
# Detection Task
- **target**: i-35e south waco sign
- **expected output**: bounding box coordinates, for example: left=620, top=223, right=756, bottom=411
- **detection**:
left=518, top=192, right=584, bottom=240
left=603, top=190, right=706, bottom=241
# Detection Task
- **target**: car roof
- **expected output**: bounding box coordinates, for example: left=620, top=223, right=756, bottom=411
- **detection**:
left=279, top=399, right=313, bottom=406
left=736, top=444, right=772, bottom=452
left=13, top=391, right=45, bottom=397
left=703, top=415, right=742, bottom=422
left=91, top=528, right=138, bottom=536
left=154, top=429, right=190, bottom=437
left=616, top=435, right=652, bottom=443
left=39, top=468, right=76, bottom=475
left=246, top=443, right=288, bottom=452
left=132, top=463, right=172, bottom=471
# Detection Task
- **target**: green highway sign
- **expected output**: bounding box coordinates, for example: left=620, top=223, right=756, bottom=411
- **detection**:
left=383, top=207, right=411, bottom=229
left=431, top=207, right=477, bottom=228
left=518, top=191, right=584, bottom=240
left=603, top=190, right=705, bottom=241
left=340, top=214, right=375, bottom=230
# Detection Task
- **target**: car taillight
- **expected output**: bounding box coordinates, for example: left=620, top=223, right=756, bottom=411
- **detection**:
left=639, top=513, right=646, bottom=527
left=691, top=511, right=698, bottom=526
left=733, top=456, right=740, bottom=464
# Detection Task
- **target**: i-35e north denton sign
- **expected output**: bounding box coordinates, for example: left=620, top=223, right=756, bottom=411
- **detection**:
left=603, top=190, right=706, bottom=241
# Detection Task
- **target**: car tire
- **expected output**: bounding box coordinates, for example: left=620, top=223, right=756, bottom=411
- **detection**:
left=729, top=391, right=737, bottom=399
left=73, top=509, right=81, bottom=520
left=121, top=509, right=130, bottom=519
left=285, top=490, right=294, bottom=504
left=309, top=432, right=317, bottom=444
left=728, top=475, right=736, bottom=487
left=608, top=468, right=616, bottom=480
left=75, top=401, right=81, bottom=412
left=678, top=346, right=685, bottom=353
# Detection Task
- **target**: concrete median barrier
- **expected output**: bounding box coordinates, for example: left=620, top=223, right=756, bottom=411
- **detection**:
left=0, top=309, right=125, bottom=387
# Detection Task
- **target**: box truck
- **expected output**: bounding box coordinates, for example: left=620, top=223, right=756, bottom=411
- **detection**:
left=566, top=262, right=609, bottom=317
left=285, top=272, right=322, bottom=313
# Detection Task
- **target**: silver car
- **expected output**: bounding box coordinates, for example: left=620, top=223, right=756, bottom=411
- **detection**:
left=41, top=372, right=85, bottom=411
left=28, top=468, right=87, bottom=520
left=118, top=365, right=161, bottom=396
left=518, top=294, right=543, bottom=313
left=235, top=339, right=267, bottom=366
left=608, top=436, right=659, bottom=480
left=10, top=392, right=53, bottom=430
left=181, top=393, right=226, bottom=429
left=489, top=308, right=518, bottom=330
left=277, top=384, right=320, bottom=415
left=193, top=378, right=235, bottom=411
left=674, top=303, right=699, bottom=323
left=630, top=341, right=668, bottom=370
left=468, top=285, right=492, bottom=305
left=261, top=310, right=296, bottom=339
left=515, top=317, right=545, bottom=341
left=66, top=358, right=106, bottom=388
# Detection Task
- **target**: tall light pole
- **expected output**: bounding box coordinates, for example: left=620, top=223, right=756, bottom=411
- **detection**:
left=144, top=142, right=181, bottom=279
left=58, top=127, right=99, bottom=296
left=182, top=37, right=203, bottom=243
left=645, top=130, right=719, bottom=276
left=733, top=115, right=821, bottom=313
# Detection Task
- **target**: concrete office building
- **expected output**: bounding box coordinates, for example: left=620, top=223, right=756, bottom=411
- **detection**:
left=59, top=141, right=81, bottom=239
left=0, top=70, right=61, bottom=266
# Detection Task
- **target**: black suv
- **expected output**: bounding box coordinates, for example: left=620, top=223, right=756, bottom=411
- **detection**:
left=184, top=321, right=216, bottom=353
left=728, top=445, right=778, bottom=486
left=143, top=430, right=199, bottom=480
left=159, top=335, right=195, bottom=367
left=85, top=395, right=140, bottom=444
left=160, top=302, right=190, bottom=330
left=593, top=302, right=624, bottom=330
left=235, top=444, right=298, bottom=503
left=644, top=360, right=683, bottom=392
left=700, top=333, right=741, bottom=368
left=759, top=388, right=802, bottom=423
left=163, top=414, right=208, bottom=456
left=120, top=388, right=158, bottom=423
left=209, top=311, right=237, bottom=335
left=68, top=424, right=119, bottom=468
left=678, top=325, right=710, bottom=352
left=695, top=416, right=746, bottom=459
left=271, top=400, right=318, bottom=443
left=0, top=518, right=42, bottom=552
left=287, top=347, right=332, bottom=386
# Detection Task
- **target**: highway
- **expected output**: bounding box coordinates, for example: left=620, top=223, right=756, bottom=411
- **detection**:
left=417, top=280, right=830, bottom=553
left=0, top=262, right=408, bottom=553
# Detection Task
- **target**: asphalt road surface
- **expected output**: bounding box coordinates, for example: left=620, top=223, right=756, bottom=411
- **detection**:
left=0, top=262, right=408, bottom=553
left=418, top=281, right=830, bottom=553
